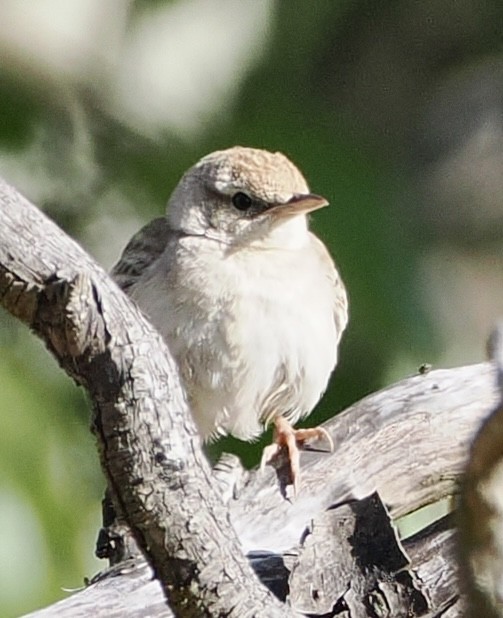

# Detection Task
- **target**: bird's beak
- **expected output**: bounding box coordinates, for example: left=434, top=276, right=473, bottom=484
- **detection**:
left=270, top=193, right=329, bottom=218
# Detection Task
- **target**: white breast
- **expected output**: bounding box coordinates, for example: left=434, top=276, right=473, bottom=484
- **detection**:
left=131, top=233, right=339, bottom=442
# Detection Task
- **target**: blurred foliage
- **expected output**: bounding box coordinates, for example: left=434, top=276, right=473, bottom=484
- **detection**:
left=0, top=0, right=502, bottom=615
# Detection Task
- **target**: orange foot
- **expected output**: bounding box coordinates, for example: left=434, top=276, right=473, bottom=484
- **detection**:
left=260, top=416, right=334, bottom=495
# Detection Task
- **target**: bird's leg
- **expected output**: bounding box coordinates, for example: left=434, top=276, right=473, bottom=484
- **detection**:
left=260, top=416, right=334, bottom=494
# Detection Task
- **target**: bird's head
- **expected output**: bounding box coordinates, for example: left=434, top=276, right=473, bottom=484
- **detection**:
left=166, top=147, right=328, bottom=248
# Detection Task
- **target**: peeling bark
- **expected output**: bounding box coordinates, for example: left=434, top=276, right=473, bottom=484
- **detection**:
left=459, top=323, right=503, bottom=617
left=1, top=178, right=500, bottom=617
left=0, top=178, right=293, bottom=617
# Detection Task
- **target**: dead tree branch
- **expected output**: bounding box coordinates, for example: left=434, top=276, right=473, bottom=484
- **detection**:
left=460, top=322, right=503, bottom=617
left=0, top=178, right=293, bottom=617
left=1, top=178, right=500, bottom=617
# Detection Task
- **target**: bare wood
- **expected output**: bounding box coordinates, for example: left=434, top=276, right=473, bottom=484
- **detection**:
left=22, top=344, right=500, bottom=616
left=0, top=179, right=294, bottom=617
left=1, top=178, right=500, bottom=616
left=460, top=323, right=503, bottom=617
left=231, top=361, right=499, bottom=553
left=26, top=509, right=462, bottom=618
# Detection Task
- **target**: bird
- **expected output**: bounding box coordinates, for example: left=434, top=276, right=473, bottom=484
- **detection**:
left=112, top=146, right=348, bottom=493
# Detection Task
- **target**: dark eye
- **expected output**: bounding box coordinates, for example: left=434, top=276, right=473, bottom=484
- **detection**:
left=232, top=192, right=252, bottom=211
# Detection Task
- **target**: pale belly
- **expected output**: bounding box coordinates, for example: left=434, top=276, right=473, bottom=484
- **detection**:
left=169, top=262, right=335, bottom=441
left=133, top=243, right=339, bottom=441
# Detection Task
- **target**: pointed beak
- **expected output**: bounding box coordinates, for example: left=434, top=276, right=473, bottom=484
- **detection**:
left=270, top=193, right=329, bottom=218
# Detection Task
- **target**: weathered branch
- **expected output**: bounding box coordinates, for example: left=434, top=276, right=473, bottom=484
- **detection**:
left=460, top=323, right=503, bottom=617
left=230, top=361, right=498, bottom=554
left=2, top=178, right=501, bottom=617
left=0, top=179, right=293, bottom=617
left=25, top=356, right=499, bottom=617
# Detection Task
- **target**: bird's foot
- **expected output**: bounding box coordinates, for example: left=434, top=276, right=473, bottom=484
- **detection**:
left=260, top=416, right=334, bottom=495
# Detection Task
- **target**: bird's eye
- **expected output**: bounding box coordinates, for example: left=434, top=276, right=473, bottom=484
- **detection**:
left=231, top=192, right=252, bottom=211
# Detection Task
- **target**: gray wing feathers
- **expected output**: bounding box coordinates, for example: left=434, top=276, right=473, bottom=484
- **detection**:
left=333, top=273, right=349, bottom=343
left=111, top=217, right=171, bottom=292
left=309, top=232, right=349, bottom=343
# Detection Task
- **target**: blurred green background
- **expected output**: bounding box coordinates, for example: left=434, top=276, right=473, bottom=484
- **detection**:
left=1, top=0, right=502, bottom=615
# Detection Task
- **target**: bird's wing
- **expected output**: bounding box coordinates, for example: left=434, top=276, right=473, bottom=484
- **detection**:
left=111, top=217, right=172, bottom=292
left=309, top=232, right=349, bottom=343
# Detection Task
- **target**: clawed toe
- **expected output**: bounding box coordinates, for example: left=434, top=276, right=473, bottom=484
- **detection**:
left=294, top=426, right=334, bottom=452
left=260, top=443, right=281, bottom=472
left=260, top=416, right=334, bottom=495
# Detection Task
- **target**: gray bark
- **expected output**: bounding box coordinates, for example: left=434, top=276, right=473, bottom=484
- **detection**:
left=459, top=323, right=503, bottom=617
left=0, top=178, right=293, bottom=617
left=1, top=178, right=500, bottom=616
